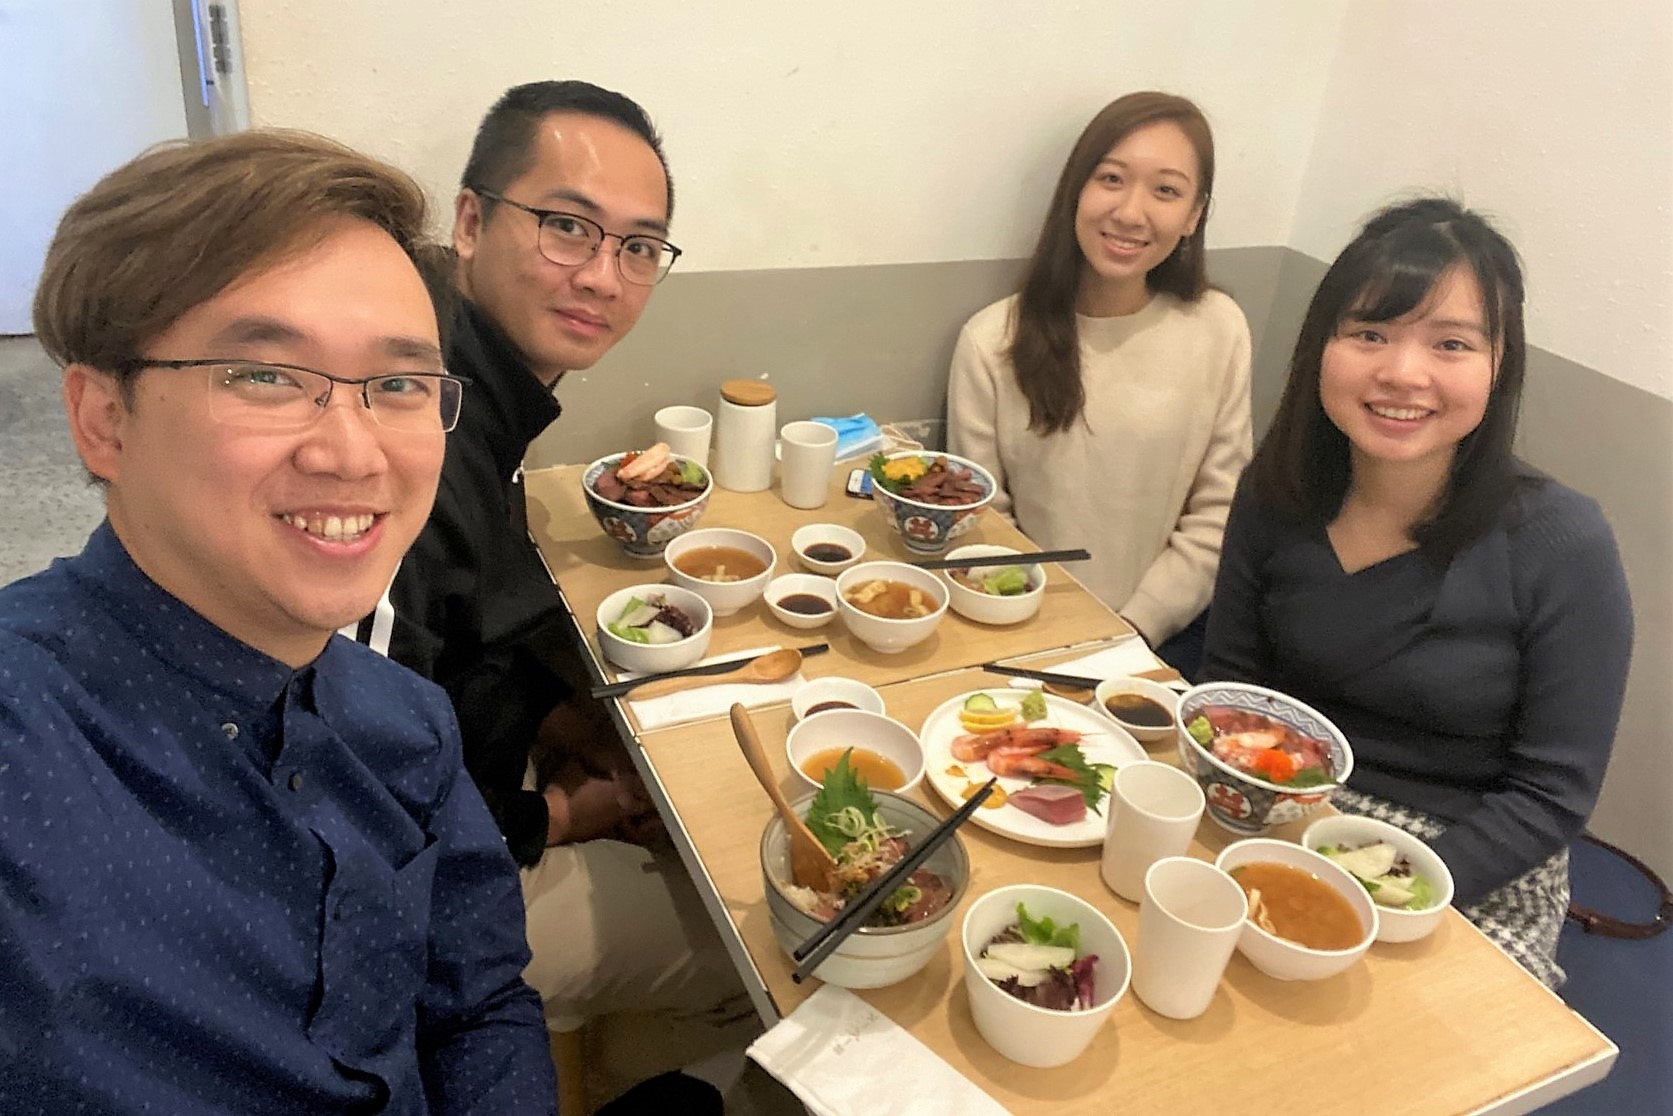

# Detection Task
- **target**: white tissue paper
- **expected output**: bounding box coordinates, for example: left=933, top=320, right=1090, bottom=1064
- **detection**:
left=748, top=985, right=1012, bottom=1116
left=623, top=645, right=806, bottom=730
left=1007, top=636, right=1185, bottom=692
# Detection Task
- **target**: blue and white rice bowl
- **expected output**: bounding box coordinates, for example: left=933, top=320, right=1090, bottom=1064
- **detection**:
left=870, top=451, right=996, bottom=556
left=581, top=452, right=712, bottom=560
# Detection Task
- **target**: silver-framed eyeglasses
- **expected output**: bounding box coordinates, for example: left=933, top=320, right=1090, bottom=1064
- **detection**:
left=121, top=359, right=468, bottom=433
left=471, top=187, right=682, bottom=285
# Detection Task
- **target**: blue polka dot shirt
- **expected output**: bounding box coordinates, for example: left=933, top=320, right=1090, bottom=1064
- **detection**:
left=0, top=523, right=557, bottom=1114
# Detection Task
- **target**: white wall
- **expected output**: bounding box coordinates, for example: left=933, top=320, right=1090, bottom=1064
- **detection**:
left=239, top=0, right=1346, bottom=271
left=1291, top=0, right=1673, bottom=401
left=0, top=1, right=189, bottom=332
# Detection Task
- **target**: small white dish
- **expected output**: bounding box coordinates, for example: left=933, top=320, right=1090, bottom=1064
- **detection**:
left=1093, top=676, right=1181, bottom=746
left=764, top=573, right=839, bottom=630
left=785, top=708, right=925, bottom=793
left=791, top=523, right=867, bottom=575
left=791, top=676, right=885, bottom=721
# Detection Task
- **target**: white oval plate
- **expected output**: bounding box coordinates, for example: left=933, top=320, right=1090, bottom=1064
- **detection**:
left=921, top=688, right=1144, bottom=848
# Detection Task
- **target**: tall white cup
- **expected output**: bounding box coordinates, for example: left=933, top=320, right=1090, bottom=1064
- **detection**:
left=778, top=421, right=839, bottom=509
left=653, top=405, right=713, bottom=465
left=1100, top=761, right=1205, bottom=901
left=1132, top=857, right=1248, bottom=1019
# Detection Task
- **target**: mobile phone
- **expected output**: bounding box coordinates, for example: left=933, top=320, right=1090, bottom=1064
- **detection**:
left=845, top=468, right=874, bottom=499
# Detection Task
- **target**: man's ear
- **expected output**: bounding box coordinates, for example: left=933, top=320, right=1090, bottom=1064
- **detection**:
left=453, top=188, right=483, bottom=262
left=64, top=364, right=128, bottom=484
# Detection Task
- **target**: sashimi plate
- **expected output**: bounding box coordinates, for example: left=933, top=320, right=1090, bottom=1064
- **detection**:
left=921, top=688, right=1144, bottom=848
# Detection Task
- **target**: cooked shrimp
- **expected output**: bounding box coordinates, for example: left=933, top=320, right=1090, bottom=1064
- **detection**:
left=984, top=747, right=1085, bottom=782
left=950, top=725, right=1084, bottom=762
left=617, top=442, right=673, bottom=481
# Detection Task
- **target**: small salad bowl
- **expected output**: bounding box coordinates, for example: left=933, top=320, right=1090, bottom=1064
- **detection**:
left=940, top=544, right=1045, bottom=625
left=764, top=573, right=839, bottom=631
left=869, top=450, right=997, bottom=556
left=1214, top=839, right=1378, bottom=981
left=791, top=523, right=867, bottom=576
left=1302, top=815, right=1455, bottom=943
left=1175, top=681, right=1353, bottom=837
left=581, top=452, right=712, bottom=560
left=761, top=792, right=968, bottom=989
left=786, top=708, right=925, bottom=794
left=594, top=583, right=713, bottom=673
left=961, top=884, right=1131, bottom=1068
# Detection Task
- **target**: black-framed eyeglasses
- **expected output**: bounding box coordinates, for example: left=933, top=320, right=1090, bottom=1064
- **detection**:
left=471, top=187, right=682, bottom=285
left=121, top=359, right=469, bottom=433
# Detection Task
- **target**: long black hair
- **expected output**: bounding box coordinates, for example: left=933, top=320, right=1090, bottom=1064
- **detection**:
left=1247, top=197, right=1526, bottom=556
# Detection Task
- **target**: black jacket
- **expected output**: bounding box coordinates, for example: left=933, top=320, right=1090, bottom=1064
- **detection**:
left=356, top=298, right=567, bottom=866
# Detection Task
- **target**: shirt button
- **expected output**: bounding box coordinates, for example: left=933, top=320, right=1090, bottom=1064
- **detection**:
left=221, top=722, right=240, bottom=740
left=288, top=771, right=304, bottom=792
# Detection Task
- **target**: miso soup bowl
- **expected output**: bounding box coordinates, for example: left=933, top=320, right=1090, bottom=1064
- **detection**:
left=663, top=528, right=777, bottom=617
left=940, top=544, right=1045, bottom=626
left=1176, top=682, right=1353, bottom=836
left=834, top=561, right=950, bottom=654
left=1214, top=839, right=1378, bottom=981
left=1302, top=815, right=1455, bottom=943
left=961, top=884, right=1131, bottom=1068
left=761, top=792, right=968, bottom=989
left=786, top=708, right=925, bottom=794
left=594, top=583, right=714, bottom=674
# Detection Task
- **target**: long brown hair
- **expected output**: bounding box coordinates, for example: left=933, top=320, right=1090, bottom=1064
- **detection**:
left=1008, top=92, right=1215, bottom=434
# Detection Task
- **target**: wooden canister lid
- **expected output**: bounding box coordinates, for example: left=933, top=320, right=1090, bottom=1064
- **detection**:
left=720, top=379, right=777, bottom=407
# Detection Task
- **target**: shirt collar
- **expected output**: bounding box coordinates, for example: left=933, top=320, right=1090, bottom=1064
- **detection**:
left=75, top=521, right=306, bottom=714
left=450, top=299, right=563, bottom=477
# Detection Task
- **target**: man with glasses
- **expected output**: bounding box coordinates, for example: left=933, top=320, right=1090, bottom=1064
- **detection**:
left=354, top=82, right=749, bottom=1107
left=0, top=131, right=555, bottom=1112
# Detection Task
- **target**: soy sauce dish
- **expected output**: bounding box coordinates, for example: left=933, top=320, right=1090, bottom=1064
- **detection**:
left=765, top=573, right=839, bottom=630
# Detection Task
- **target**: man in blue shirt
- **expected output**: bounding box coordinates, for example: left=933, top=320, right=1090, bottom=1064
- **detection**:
left=0, top=131, right=556, bottom=1113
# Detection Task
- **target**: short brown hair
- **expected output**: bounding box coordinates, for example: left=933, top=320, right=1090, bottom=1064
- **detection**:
left=33, top=129, right=437, bottom=384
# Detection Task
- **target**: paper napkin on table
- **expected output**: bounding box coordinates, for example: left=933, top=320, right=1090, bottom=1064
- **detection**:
left=623, top=645, right=805, bottom=730
left=747, top=985, right=1012, bottom=1116
left=1007, top=636, right=1187, bottom=692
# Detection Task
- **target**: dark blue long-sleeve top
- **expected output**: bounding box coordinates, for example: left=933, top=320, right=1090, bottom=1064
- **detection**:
left=1202, top=467, right=1634, bottom=906
left=0, top=524, right=556, bottom=1114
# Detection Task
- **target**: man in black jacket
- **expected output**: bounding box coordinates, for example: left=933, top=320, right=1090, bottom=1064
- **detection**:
left=352, top=82, right=750, bottom=1106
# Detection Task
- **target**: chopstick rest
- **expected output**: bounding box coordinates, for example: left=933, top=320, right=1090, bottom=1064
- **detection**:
left=790, top=779, right=996, bottom=984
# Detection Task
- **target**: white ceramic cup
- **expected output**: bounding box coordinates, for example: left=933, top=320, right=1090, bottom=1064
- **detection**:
left=1131, top=857, right=1248, bottom=1020
left=778, top=420, right=839, bottom=509
left=653, top=405, right=713, bottom=465
left=1100, top=761, right=1206, bottom=901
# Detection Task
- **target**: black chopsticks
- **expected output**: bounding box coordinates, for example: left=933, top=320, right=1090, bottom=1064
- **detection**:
left=979, top=662, right=1104, bottom=690
left=790, top=778, right=997, bottom=984
left=591, top=643, right=829, bottom=700
left=910, top=547, right=1090, bottom=572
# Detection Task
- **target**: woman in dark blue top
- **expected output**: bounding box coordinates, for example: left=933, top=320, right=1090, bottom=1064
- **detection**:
left=1202, top=198, right=1633, bottom=986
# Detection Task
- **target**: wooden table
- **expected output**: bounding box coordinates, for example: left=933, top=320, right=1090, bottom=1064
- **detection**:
left=525, top=462, right=1617, bottom=1115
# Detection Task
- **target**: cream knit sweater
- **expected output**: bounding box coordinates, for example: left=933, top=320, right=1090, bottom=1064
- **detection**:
left=947, top=290, right=1252, bottom=643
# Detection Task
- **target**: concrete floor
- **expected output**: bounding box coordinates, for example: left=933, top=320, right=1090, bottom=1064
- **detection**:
left=0, top=335, right=104, bottom=587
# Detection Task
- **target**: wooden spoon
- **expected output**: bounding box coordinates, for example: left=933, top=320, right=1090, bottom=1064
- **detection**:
left=730, top=703, right=837, bottom=892
left=630, top=647, right=803, bottom=700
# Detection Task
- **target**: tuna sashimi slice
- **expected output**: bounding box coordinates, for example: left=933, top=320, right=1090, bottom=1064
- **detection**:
left=1007, top=784, right=1087, bottom=825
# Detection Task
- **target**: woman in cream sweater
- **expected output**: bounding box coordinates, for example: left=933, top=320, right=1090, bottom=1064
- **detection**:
left=948, top=92, right=1251, bottom=673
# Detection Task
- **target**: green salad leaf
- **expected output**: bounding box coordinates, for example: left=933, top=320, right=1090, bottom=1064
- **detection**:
left=804, top=750, right=881, bottom=857
left=1016, top=902, right=1080, bottom=951
left=678, top=459, right=705, bottom=486
left=983, top=566, right=1030, bottom=596
left=1033, top=744, right=1109, bottom=812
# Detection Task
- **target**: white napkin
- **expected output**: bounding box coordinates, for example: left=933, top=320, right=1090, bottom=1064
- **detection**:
left=747, top=985, right=1011, bottom=1116
left=623, top=645, right=806, bottom=730
left=1008, top=636, right=1187, bottom=692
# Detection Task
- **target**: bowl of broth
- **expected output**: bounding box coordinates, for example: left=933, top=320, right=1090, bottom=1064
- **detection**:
left=663, top=528, right=777, bottom=617
left=1092, top=676, right=1180, bottom=745
left=791, top=523, right=867, bottom=575
left=1214, top=838, right=1378, bottom=981
left=764, top=573, right=839, bottom=630
left=786, top=708, right=924, bottom=794
left=834, top=561, right=950, bottom=655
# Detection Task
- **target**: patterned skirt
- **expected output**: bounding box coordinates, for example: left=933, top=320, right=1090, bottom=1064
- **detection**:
left=1331, top=786, right=1569, bottom=988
